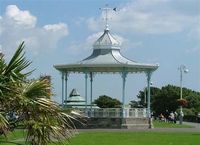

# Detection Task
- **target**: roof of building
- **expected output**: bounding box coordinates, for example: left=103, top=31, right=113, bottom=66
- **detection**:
left=65, top=88, right=99, bottom=108
left=54, top=27, right=159, bottom=73
left=67, top=88, right=85, bottom=102
left=93, top=29, right=120, bottom=50
left=69, top=88, right=80, bottom=97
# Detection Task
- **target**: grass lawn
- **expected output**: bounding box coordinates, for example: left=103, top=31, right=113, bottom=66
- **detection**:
left=1, top=131, right=200, bottom=145
left=0, top=130, right=26, bottom=145
left=153, top=120, right=193, bottom=128
left=0, top=122, right=197, bottom=145
left=69, top=132, right=200, bottom=145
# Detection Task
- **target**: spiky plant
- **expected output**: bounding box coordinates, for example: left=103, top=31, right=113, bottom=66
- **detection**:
left=0, top=42, right=77, bottom=144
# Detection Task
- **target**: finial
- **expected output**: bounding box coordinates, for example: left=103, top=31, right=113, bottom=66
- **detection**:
left=100, top=4, right=117, bottom=31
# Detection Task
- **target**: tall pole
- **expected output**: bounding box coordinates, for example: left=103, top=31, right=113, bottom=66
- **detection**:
left=180, top=67, right=183, bottom=124
left=179, top=65, right=188, bottom=124
left=147, top=71, right=153, bottom=129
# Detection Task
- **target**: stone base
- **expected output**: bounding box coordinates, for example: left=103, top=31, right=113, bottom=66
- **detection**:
left=74, top=117, right=149, bottom=129
left=121, top=118, right=149, bottom=129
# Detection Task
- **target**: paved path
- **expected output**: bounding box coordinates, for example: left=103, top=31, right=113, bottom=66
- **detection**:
left=78, top=122, right=200, bottom=133
left=78, top=128, right=200, bottom=132
left=6, top=123, right=200, bottom=143
left=183, top=121, right=200, bottom=128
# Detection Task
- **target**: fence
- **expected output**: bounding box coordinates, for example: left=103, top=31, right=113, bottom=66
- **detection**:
left=82, top=108, right=147, bottom=118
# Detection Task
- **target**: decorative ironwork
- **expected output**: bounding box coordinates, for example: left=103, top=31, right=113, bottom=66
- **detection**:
left=83, top=108, right=147, bottom=118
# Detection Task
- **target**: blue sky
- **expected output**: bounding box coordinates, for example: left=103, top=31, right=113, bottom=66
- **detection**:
left=0, top=0, right=199, bottom=104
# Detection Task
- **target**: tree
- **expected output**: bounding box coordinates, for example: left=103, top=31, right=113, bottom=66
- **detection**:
left=0, top=42, right=76, bottom=144
left=185, top=91, right=200, bottom=113
left=134, top=84, right=200, bottom=117
left=136, top=87, right=161, bottom=108
left=94, top=95, right=122, bottom=108
left=152, top=85, right=180, bottom=116
left=129, top=100, right=142, bottom=108
left=0, top=42, right=31, bottom=135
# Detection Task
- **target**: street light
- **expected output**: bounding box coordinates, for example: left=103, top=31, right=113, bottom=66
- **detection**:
left=179, top=65, right=188, bottom=125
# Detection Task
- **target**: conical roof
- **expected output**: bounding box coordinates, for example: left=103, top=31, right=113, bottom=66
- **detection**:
left=79, top=28, right=137, bottom=65
left=69, top=88, right=80, bottom=97
left=67, top=88, right=85, bottom=102
left=93, top=29, right=120, bottom=50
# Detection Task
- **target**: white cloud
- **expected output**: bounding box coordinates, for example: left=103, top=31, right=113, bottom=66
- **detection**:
left=0, top=5, right=69, bottom=58
left=87, top=0, right=199, bottom=35
left=67, top=32, right=101, bottom=55
left=43, top=23, right=68, bottom=35
left=5, top=5, right=36, bottom=28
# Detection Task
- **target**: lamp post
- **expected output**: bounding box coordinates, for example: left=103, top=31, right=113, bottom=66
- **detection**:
left=179, top=65, right=188, bottom=125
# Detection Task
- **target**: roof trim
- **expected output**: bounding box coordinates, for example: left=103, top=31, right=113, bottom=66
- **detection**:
left=54, top=63, right=159, bottom=73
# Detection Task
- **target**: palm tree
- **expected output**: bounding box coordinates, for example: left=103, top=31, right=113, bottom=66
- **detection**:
left=0, top=42, right=77, bottom=144
left=20, top=79, right=76, bottom=145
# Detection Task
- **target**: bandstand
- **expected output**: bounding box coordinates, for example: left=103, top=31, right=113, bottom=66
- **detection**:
left=54, top=7, right=159, bottom=128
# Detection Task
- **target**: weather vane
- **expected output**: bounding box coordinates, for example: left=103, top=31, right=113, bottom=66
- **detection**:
left=99, top=4, right=117, bottom=30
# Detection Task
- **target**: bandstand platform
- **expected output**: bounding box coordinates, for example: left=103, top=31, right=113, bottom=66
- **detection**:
left=74, top=108, right=149, bottom=129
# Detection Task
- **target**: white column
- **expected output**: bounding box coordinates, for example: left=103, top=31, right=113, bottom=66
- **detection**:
left=65, top=72, right=68, bottom=104
left=122, top=71, right=127, bottom=118
left=61, top=72, right=65, bottom=107
left=147, top=71, right=153, bottom=129
left=89, top=72, right=93, bottom=110
left=85, top=73, right=88, bottom=109
left=135, top=109, right=138, bottom=118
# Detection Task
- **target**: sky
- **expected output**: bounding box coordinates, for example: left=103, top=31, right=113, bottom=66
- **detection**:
left=0, top=0, right=200, bottom=104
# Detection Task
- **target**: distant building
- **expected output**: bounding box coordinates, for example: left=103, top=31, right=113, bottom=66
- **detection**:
left=65, top=88, right=98, bottom=109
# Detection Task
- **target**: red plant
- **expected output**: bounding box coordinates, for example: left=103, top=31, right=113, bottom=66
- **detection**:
left=177, top=99, right=188, bottom=107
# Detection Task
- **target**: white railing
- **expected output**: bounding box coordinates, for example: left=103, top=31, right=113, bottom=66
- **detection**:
left=82, top=108, right=147, bottom=118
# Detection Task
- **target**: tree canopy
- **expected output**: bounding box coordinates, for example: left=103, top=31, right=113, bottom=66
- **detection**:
left=94, top=95, right=122, bottom=108
left=133, top=84, right=200, bottom=117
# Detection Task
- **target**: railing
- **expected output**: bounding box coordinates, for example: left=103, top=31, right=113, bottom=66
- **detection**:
left=81, top=108, right=147, bottom=118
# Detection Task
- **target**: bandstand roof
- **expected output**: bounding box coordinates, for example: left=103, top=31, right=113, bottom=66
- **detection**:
left=54, top=28, right=159, bottom=73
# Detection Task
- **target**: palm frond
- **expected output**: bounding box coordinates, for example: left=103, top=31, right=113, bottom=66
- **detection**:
left=0, top=112, right=9, bottom=136
left=4, top=42, right=32, bottom=81
left=22, top=79, right=51, bottom=100
left=20, top=79, right=77, bottom=144
left=24, top=97, right=77, bottom=144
